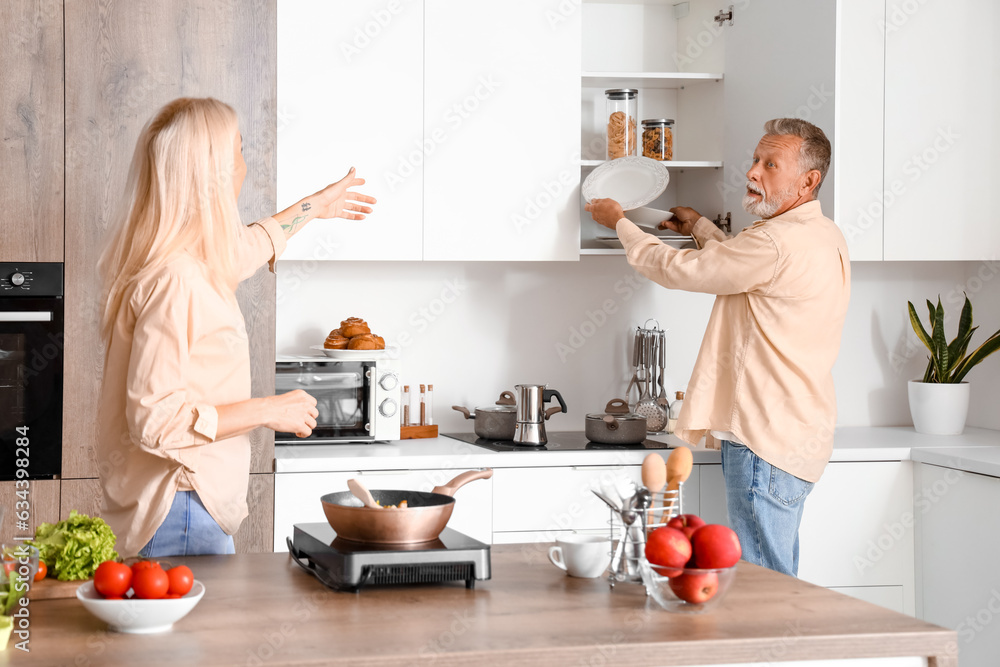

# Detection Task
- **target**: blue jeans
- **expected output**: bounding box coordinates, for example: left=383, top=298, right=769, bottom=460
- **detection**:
left=139, top=491, right=235, bottom=558
left=720, top=440, right=813, bottom=577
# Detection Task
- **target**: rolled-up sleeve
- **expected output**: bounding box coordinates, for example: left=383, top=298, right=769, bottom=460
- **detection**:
left=125, top=275, right=216, bottom=455
left=235, top=217, right=287, bottom=280
left=616, top=218, right=779, bottom=296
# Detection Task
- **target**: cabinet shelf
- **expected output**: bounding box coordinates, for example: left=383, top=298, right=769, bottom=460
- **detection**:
left=580, top=159, right=722, bottom=169
left=582, top=72, right=723, bottom=89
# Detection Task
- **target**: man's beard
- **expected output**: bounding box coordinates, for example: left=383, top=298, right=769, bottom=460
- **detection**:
left=742, top=181, right=795, bottom=219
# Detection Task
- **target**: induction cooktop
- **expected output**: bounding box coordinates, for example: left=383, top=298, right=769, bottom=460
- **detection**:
left=443, top=431, right=674, bottom=452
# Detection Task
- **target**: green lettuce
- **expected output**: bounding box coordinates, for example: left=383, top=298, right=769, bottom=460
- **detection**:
left=28, top=511, right=118, bottom=581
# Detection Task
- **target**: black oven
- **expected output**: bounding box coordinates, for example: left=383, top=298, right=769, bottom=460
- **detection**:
left=0, top=263, right=63, bottom=481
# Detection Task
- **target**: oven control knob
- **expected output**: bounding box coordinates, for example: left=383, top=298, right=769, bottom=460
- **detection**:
left=379, top=398, right=397, bottom=418
left=10, top=273, right=25, bottom=286
left=379, top=372, right=398, bottom=391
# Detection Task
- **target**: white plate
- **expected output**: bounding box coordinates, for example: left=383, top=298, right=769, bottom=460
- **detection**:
left=582, top=156, right=670, bottom=210
left=310, top=344, right=386, bottom=359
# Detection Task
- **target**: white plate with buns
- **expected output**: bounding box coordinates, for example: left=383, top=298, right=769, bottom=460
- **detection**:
left=310, top=345, right=386, bottom=359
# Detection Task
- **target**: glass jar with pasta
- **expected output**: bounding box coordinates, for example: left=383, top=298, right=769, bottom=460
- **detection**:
left=641, top=119, right=674, bottom=161
left=605, top=89, right=638, bottom=160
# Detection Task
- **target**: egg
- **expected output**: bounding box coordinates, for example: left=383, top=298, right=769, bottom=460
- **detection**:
left=641, top=452, right=667, bottom=493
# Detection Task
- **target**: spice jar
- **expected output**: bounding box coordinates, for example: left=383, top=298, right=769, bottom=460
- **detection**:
left=605, top=89, right=638, bottom=159
left=642, top=119, right=674, bottom=161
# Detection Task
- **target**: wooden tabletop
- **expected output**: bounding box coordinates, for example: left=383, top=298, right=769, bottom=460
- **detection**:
left=11, top=545, right=956, bottom=666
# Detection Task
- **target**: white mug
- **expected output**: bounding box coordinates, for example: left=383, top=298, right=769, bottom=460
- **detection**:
left=548, top=534, right=611, bottom=578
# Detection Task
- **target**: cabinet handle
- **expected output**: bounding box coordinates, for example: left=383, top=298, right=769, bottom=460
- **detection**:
left=571, top=465, right=624, bottom=471
left=357, top=470, right=410, bottom=476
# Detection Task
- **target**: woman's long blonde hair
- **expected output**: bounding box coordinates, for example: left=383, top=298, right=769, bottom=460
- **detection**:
left=99, top=97, right=243, bottom=341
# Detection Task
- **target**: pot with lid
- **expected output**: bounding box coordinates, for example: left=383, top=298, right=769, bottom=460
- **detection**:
left=453, top=391, right=563, bottom=441
left=585, top=399, right=648, bottom=445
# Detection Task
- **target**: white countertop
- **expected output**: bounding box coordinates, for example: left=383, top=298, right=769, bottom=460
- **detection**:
left=274, top=426, right=1000, bottom=474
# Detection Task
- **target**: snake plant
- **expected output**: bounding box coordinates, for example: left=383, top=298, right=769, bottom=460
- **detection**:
left=908, top=295, right=1000, bottom=383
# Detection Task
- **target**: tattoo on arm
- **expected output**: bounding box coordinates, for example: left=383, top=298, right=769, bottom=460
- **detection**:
left=301, top=202, right=311, bottom=211
left=281, top=215, right=308, bottom=234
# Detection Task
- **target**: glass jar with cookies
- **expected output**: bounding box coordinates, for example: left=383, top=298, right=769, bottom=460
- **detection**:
left=605, top=89, right=638, bottom=160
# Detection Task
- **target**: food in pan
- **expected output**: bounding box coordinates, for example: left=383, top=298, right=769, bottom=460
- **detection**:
left=375, top=499, right=408, bottom=509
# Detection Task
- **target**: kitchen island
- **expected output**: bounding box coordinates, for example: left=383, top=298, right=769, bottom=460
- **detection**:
left=16, top=546, right=955, bottom=666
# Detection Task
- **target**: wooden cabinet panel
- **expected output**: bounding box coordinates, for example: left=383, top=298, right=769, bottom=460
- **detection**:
left=0, top=0, right=64, bottom=262
left=58, top=477, right=102, bottom=520
left=62, top=0, right=277, bottom=478
left=234, top=473, right=275, bottom=554
left=0, top=480, right=60, bottom=545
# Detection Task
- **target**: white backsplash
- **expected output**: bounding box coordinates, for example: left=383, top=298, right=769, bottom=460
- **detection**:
left=275, top=256, right=1000, bottom=434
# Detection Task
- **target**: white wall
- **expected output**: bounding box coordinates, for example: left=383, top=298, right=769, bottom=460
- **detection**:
left=275, top=257, right=1000, bottom=434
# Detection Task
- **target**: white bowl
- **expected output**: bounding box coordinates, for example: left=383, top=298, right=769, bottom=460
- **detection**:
left=76, top=580, right=205, bottom=633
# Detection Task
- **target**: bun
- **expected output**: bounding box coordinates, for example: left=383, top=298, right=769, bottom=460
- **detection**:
left=323, top=329, right=349, bottom=349
left=341, top=317, right=371, bottom=338
left=348, top=334, right=380, bottom=350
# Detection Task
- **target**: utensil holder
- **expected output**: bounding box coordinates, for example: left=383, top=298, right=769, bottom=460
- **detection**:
left=606, top=483, right=683, bottom=588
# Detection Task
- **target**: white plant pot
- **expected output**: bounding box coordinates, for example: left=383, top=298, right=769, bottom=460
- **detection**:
left=907, top=380, right=970, bottom=436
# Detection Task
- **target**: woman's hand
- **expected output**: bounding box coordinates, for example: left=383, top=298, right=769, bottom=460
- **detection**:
left=264, top=390, right=319, bottom=438
left=307, top=167, right=377, bottom=221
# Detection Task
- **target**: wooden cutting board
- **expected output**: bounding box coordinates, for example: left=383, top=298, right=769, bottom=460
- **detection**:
left=27, top=577, right=87, bottom=600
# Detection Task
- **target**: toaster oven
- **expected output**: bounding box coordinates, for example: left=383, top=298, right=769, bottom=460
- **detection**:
left=274, top=355, right=400, bottom=444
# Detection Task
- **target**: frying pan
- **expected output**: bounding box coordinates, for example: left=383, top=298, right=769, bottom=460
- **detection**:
left=320, top=469, right=493, bottom=544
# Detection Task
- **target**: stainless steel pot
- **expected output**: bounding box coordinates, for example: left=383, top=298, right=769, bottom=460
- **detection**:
left=585, top=399, right=648, bottom=445
left=453, top=390, right=563, bottom=441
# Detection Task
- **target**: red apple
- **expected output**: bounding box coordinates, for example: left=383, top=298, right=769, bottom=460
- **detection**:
left=666, top=514, right=706, bottom=539
left=644, top=527, right=692, bottom=570
left=690, top=524, right=742, bottom=569
left=668, top=571, right=719, bottom=604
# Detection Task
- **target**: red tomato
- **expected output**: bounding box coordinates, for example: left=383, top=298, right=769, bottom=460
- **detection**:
left=94, top=561, right=133, bottom=598
left=3, top=562, right=15, bottom=575
left=34, top=561, right=47, bottom=582
left=131, top=560, right=162, bottom=575
left=166, top=566, right=194, bottom=597
left=132, top=567, right=169, bottom=599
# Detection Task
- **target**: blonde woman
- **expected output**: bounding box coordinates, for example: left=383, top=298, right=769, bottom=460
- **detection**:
left=97, top=97, right=375, bottom=557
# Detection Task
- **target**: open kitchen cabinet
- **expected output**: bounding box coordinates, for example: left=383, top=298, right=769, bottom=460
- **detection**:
left=277, top=0, right=581, bottom=262
left=580, top=0, right=837, bottom=254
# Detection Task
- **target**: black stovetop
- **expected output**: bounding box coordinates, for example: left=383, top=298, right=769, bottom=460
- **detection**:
left=443, top=431, right=674, bottom=452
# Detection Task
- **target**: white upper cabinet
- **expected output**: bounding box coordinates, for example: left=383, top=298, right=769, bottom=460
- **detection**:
left=835, top=0, right=886, bottom=262
left=883, top=0, right=1000, bottom=261
left=721, top=0, right=836, bottom=234
left=422, top=0, right=581, bottom=261
left=277, top=0, right=424, bottom=261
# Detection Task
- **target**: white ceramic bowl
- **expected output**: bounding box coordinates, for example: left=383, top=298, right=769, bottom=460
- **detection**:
left=76, top=580, right=205, bottom=633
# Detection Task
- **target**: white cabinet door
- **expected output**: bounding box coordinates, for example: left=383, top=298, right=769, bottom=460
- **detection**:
left=722, top=0, right=837, bottom=233
left=277, top=0, right=424, bottom=261
left=492, top=464, right=699, bottom=542
left=422, top=0, right=581, bottom=261
left=701, top=460, right=914, bottom=614
left=915, top=463, right=1000, bottom=665
left=274, top=468, right=493, bottom=550
left=883, top=0, right=1000, bottom=260
left=834, top=0, right=886, bottom=261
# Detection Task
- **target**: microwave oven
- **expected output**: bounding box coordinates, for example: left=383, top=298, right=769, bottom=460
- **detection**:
left=274, top=355, right=400, bottom=444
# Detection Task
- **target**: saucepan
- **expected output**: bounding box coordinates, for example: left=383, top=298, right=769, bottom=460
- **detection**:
left=320, top=469, right=493, bottom=544
left=452, top=391, right=562, bottom=440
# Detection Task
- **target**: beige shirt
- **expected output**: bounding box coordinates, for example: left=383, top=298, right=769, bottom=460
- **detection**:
left=97, top=218, right=286, bottom=556
left=617, top=200, right=850, bottom=482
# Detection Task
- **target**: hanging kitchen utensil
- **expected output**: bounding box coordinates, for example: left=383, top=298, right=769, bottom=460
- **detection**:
left=634, top=333, right=662, bottom=429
